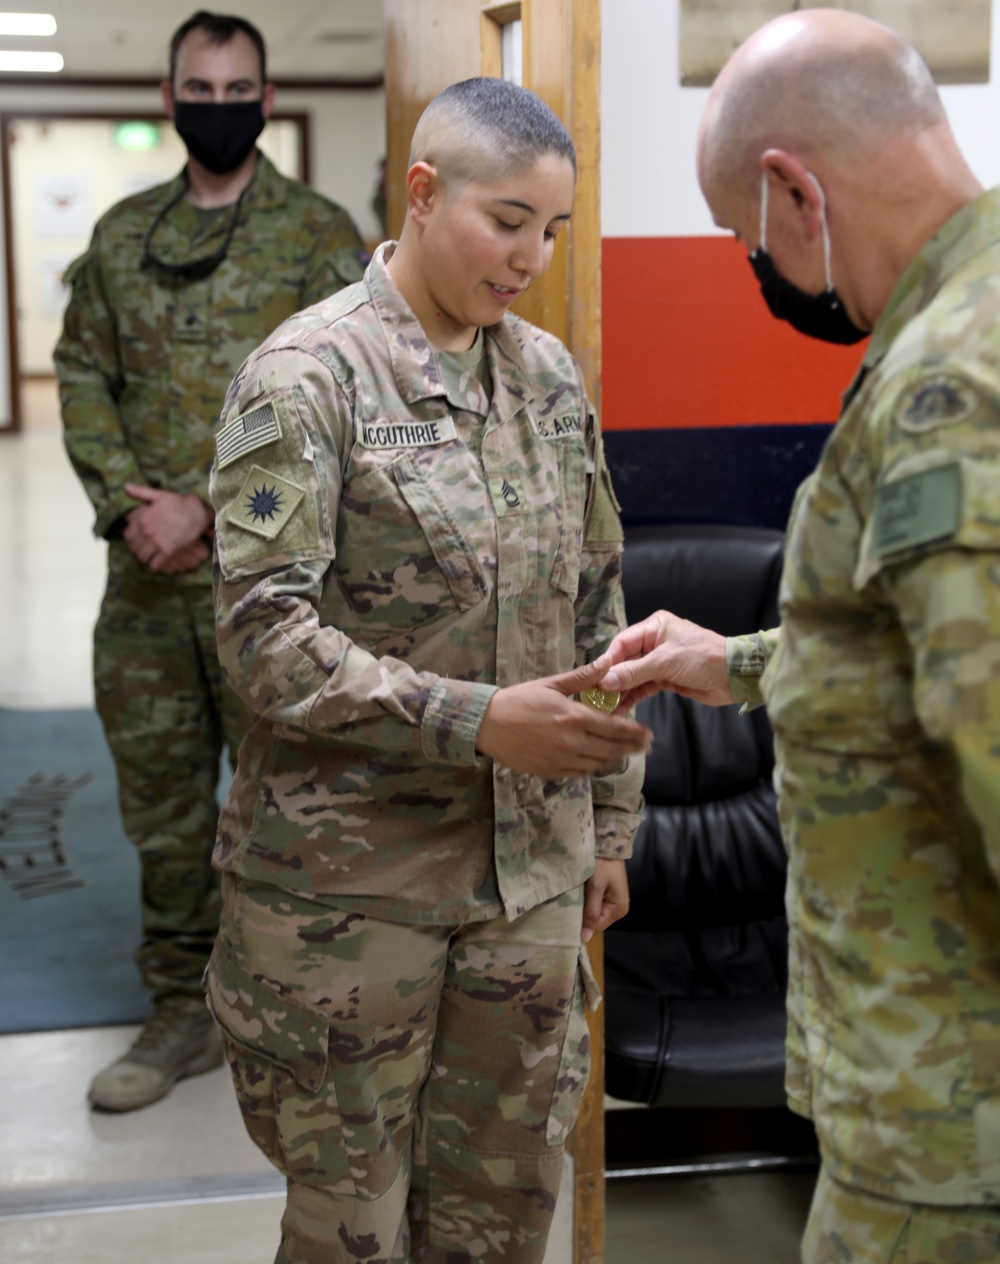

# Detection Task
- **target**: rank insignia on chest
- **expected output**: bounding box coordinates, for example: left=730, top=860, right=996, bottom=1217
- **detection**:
left=895, top=374, right=977, bottom=433
left=500, top=478, right=521, bottom=507
left=228, top=464, right=306, bottom=540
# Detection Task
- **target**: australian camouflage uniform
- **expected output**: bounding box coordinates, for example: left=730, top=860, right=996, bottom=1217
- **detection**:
left=205, top=242, right=644, bottom=1262
left=728, top=187, right=1000, bottom=1261
left=54, top=151, right=366, bottom=999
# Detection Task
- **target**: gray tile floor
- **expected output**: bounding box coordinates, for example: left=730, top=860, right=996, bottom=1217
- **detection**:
left=0, top=387, right=816, bottom=1262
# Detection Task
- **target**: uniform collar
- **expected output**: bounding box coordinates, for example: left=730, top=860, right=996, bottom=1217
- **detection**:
left=156, top=149, right=287, bottom=216
left=142, top=150, right=288, bottom=273
left=842, top=187, right=1000, bottom=409
left=365, top=241, right=540, bottom=423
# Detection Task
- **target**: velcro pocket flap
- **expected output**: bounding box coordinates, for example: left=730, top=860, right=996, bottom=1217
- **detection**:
left=579, top=943, right=602, bottom=1013
left=855, top=454, right=1000, bottom=590
left=205, top=943, right=329, bottom=1093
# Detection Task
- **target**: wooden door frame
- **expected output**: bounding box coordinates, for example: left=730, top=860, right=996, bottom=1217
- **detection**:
left=0, top=109, right=309, bottom=435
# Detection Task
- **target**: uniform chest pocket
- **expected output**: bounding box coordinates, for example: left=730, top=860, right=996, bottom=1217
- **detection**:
left=394, top=453, right=488, bottom=611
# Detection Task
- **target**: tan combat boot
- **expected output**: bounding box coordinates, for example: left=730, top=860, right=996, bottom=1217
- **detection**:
left=88, top=994, right=224, bottom=1112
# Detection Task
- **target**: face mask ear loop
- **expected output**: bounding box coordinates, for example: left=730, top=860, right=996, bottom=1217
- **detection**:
left=758, top=174, right=769, bottom=254
left=807, top=172, right=834, bottom=292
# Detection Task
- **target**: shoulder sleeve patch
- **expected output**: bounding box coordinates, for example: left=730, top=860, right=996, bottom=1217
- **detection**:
left=227, top=465, right=306, bottom=542
left=895, top=374, right=978, bottom=434
left=332, top=246, right=367, bottom=285
left=216, top=400, right=282, bottom=470
left=873, top=462, right=961, bottom=558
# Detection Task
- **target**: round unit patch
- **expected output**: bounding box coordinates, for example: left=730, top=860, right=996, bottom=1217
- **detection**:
left=894, top=374, right=978, bottom=433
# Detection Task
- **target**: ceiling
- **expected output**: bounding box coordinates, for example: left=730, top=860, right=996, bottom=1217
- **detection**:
left=2, top=1, right=385, bottom=81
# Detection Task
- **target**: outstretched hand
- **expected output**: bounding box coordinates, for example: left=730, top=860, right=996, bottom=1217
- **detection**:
left=564, top=611, right=734, bottom=711
left=475, top=659, right=652, bottom=779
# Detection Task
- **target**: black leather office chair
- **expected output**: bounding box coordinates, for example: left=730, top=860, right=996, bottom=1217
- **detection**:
left=604, top=525, right=790, bottom=1112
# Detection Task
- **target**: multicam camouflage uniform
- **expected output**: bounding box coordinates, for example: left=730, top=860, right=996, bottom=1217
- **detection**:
left=205, top=242, right=643, bottom=1262
left=728, top=188, right=1000, bottom=1260
left=54, top=153, right=365, bottom=999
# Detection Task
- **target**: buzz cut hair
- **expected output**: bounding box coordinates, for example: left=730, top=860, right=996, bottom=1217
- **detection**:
left=409, top=77, right=576, bottom=186
left=169, top=10, right=267, bottom=87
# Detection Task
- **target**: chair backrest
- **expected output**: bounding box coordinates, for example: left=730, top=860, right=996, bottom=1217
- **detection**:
left=616, top=525, right=786, bottom=934
left=604, top=524, right=790, bottom=1107
left=621, top=523, right=783, bottom=630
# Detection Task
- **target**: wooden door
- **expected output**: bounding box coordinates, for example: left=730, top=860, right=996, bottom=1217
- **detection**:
left=382, top=2, right=606, bottom=1261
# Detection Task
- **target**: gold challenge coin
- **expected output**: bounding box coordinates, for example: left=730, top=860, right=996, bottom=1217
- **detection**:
left=580, top=687, right=621, bottom=713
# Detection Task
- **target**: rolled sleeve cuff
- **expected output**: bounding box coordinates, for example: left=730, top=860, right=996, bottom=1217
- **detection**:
left=420, top=680, right=499, bottom=766
left=94, top=491, right=142, bottom=539
left=594, top=807, right=644, bottom=861
left=726, top=630, right=775, bottom=713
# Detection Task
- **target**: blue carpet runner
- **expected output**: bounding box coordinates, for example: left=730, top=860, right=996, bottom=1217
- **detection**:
left=0, top=707, right=149, bottom=1032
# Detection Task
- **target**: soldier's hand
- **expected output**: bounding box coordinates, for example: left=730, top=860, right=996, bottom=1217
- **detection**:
left=475, top=660, right=652, bottom=778
left=157, top=539, right=212, bottom=575
left=587, top=611, right=734, bottom=710
left=123, top=485, right=214, bottom=571
left=582, top=858, right=629, bottom=942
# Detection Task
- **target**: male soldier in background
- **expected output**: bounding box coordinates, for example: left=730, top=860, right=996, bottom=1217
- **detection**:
left=55, top=9, right=365, bottom=1113
left=593, top=9, right=1000, bottom=1262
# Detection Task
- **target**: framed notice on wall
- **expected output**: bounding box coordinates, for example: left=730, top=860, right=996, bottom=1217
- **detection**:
left=36, top=253, right=75, bottom=319
left=34, top=172, right=93, bottom=238
left=680, top=0, right=991, bottom=85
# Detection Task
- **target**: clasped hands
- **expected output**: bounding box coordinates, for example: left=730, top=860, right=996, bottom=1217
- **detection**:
left=122, top=484, right=214, bottom=574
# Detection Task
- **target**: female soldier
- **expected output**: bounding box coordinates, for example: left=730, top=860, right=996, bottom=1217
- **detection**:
left=206, top=77, right=648, bottom=1263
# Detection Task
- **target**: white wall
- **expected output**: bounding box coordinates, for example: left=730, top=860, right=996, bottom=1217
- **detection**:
left=601, top=0, right=1000, bottom=239
left=0, top=81, right=385, bottom=427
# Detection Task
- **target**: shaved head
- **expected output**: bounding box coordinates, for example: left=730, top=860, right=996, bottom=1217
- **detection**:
left=700, top=9, right=945, bottom=195
left=410, top=77, right=576, bottom=189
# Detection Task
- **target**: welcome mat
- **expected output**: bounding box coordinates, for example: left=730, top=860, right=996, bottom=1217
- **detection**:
left=0, top=707, right=150, bottom=1033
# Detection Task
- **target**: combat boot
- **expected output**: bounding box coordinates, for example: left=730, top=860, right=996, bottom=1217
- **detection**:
left=88, top=994, right=224, bottom=1112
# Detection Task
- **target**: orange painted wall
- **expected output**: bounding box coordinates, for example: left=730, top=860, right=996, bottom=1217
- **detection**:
left=601, top=236, right=867, bottom=431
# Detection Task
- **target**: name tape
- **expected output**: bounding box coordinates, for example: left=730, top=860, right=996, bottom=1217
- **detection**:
left=357, top=417, right=457, bottom=449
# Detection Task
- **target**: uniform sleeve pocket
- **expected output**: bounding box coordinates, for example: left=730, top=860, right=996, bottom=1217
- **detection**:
left=212, top=390, right=330, bottom=582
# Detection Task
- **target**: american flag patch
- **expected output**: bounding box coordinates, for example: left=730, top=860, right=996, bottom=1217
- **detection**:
left=216, top=401, right=282, bottom=470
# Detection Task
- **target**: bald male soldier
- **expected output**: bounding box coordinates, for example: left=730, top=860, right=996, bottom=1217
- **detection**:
left=205, top=77, right=647, bottom=1263
left=55, top=10, right=365, bottom=1113
left=593, top=10, right=1000, bottom=1263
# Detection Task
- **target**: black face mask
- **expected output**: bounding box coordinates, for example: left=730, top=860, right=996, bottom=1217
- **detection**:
left=173, top=100, right=265, bottom=175
left=749, top=248, right=867, bottom=345
left=749, top=173, right=868, bottom=346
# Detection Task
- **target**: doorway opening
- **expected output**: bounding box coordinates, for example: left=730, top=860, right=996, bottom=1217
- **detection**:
left=1, top=110, right=307, bottom=433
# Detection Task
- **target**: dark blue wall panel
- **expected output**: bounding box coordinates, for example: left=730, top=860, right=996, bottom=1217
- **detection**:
left=605, top=424, right=833, bottom=532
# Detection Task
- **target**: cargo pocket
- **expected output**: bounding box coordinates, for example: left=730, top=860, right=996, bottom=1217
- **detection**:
left=546, top=946, right=602, bottom=1146
left=205, top=944, right=356, bottom=1193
